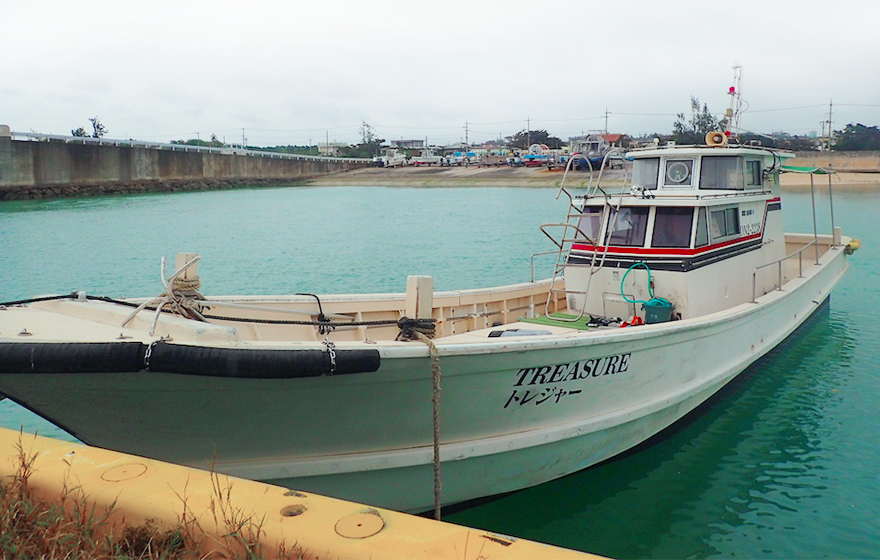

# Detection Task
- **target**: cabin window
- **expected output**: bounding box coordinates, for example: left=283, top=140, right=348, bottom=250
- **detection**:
left=710, top=206, right=740, bottom=240
left=633, top=158, right=660, bottom=190
left=664, top=159, right=693, bottom=186
left=576, top=206, right=603, bottom=243
left=651, top=207, right=694, bottom=248
left=606, top=206, right=649, bottom=247
left=695, top=207, right=709, bottom=247
left=746, top=160, right=762, bottom=187
left=700, top=156, right=744, bottom=190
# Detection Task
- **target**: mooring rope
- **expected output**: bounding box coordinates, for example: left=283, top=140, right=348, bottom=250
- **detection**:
left=0, top=294, right=437, bottom=330
left=394, top=317, right=443, bottom=519
left=416, top=331, right=443, bottom=521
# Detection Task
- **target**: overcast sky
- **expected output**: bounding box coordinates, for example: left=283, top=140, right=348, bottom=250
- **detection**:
left=3, top=0, right=879, bottom=147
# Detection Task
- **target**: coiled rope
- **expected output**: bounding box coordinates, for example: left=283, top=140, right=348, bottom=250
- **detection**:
left=620, top=262, right=672, bottom=309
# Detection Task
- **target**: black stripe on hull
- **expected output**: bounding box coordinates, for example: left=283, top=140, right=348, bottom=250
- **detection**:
left=0, top=341, right=381, bottom=378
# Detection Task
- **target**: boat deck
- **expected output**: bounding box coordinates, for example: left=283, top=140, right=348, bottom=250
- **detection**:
left=3, top=235, right=837, bottom=348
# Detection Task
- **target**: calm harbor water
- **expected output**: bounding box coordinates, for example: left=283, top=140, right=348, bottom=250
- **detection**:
left=1, top=185, right=878, bottom=559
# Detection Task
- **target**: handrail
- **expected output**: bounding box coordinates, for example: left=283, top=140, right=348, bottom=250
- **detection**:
left=530, top=251, right=561, bottom=282
left=539, top=222, right=597, bottom=250
left=10, top=131, right=373, bottom=163
left=750, top=240, right=818, bottom=303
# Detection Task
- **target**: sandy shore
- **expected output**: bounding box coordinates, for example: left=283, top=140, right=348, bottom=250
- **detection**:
left=307, top=165, right=880, bottom=190
left=306, top=165, right=628, bottom=188
left=779, top=171, right=880, bottom=189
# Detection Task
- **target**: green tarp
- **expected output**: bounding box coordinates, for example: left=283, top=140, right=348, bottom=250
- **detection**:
left=781, top=165, right=836, bottom=174
left=522, top=312, right=594, bottom=330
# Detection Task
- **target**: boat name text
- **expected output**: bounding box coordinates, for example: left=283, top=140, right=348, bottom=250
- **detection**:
left=504, top=353, right=631, bottom=409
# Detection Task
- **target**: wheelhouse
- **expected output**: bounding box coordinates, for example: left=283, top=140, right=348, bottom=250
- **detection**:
left=558, top=144, right=790, bottom=321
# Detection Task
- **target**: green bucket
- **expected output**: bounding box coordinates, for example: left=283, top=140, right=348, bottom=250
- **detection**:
left=642, top=299, right=674, bottom=324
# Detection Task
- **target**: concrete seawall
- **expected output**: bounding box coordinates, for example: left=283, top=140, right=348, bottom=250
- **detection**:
left=789, top=150, right=880, bottom=172
left=0, top=127, right=369, bottom=200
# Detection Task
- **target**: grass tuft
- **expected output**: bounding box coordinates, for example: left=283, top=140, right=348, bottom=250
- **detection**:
left=1, top=434, right=307, bottom=559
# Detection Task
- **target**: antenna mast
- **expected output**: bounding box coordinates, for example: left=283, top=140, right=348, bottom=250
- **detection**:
left=725, top=64, right=743, bottom=140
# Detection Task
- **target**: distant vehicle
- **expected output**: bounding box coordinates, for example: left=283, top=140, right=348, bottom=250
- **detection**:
left=446, top=151, right=479, bottom=166
left=522, top=144, right=553, bottom=167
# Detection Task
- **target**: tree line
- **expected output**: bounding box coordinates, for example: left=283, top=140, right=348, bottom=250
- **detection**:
left=70, top=109, right=880, bottom=153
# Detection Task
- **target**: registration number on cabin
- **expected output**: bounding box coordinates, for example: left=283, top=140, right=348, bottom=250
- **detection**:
left=503, top=352, right=631, bottom=409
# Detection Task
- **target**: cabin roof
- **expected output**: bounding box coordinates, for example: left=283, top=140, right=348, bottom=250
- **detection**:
left=627, top=144, right=794, bottom=160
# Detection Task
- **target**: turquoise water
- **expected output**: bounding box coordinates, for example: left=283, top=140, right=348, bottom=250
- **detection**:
left=1, top=185, right=878, bottom=558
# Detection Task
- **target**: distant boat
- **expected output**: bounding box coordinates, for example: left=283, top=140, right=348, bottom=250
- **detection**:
left=570, top=134, right=611, bottom=170
left=412, top=149, right=442, bottom=166
left=376, top=148, right=408, bottom=167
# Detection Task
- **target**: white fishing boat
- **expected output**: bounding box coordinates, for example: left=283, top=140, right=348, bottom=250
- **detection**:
left=412, top=148, right=443, bottom=166
left=378, top=147, right=409, bottom=167
left=0, top=102, right=860, bottom=515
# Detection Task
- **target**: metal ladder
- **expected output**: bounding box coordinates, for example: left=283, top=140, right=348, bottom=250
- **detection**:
left=538, top=150, right=633, bottom=322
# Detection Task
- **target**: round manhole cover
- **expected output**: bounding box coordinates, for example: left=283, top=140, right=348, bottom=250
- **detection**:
left=101, top=463, right=148, bottom=482
left=334, top=512, right=385, bottom=539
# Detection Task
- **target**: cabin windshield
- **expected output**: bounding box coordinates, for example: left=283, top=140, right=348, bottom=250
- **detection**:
left=664, top=159, right=694, bottom=187
left=651, top=207, right=694, bottom=248
left=710, top=206, right=740, bottom=240
left=606, top=207, right=649, bottom=246
left=746, top=160, right=762, bottom=188
left=695, top=207, right=709, bottom=247
left=576, top=206, right=604, bottom=243
left=633, top=158, right=660, bottom=190
left=700, top=156, right=745, bottom=190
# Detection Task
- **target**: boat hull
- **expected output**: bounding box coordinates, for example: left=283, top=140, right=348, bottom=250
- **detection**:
left=0, top=244, right=849, bottom=512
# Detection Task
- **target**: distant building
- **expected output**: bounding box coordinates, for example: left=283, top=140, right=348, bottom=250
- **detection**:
left=479, top=141, right=506, bottom=150
left=568, top=133, right=630, bottom=148
left=391, top=139, right=425, bottom=149
left=317, top=142, right=348, bottom=156
left=601, top=134, right=629, bottom=147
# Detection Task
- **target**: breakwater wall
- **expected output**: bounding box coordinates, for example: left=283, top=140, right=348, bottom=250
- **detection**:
left=789, top=150, right=880, bottom=172
left=0, top=127, right=370, bottom=200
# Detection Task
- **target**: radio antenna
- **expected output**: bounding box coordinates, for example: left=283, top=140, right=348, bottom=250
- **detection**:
left=725, top=64, right=743, bottom=140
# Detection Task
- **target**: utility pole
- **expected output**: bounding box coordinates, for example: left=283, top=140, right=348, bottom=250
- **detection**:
left=827, top=99, right=833, bottom=151
left=464, top=120, right=469, bottom=151
left=604, top=108, right=609, bottom=134
left=526, top=116, right=530, bottom=147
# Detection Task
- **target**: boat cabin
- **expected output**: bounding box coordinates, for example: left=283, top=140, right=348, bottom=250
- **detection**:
left=558, top=142, right=791, bottom=322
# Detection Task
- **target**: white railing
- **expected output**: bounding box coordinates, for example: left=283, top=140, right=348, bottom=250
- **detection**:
left=10, top=131, right=373, bottom=163
left=750, top=240, right=819, bottom=303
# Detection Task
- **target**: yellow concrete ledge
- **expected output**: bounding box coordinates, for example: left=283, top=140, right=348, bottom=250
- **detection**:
left=0, top=428, right=601, bottom=559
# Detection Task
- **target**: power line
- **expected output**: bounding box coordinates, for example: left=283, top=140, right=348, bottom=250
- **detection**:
left=743, top=104, right=828, bottom=114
